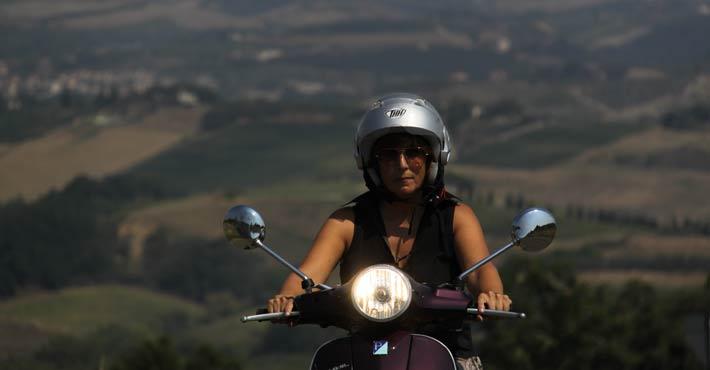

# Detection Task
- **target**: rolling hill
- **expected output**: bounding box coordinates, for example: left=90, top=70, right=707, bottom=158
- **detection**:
left=0, top=107, right=204, bottom=202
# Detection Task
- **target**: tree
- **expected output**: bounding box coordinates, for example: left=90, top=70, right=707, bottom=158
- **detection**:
left=110, top=337, right=180, bottom=370
left=110, top=337, right=242, bottom=370
left=480, top=256, right=702, bottom=370
left=141, top=230, right=280, bottom=302
left=0, top=175, right=170, bottom=296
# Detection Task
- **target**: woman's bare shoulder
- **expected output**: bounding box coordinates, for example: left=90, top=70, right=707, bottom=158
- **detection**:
left=320, top=206, right=356, bottom=249
left=453, top=202, right=477, bottom=218
left=452, top=202, right=483, bottom=230
left=329, top=206, right=356, bottom=223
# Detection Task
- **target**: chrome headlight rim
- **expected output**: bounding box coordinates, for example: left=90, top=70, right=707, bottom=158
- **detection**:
left=349, top=264, right=413, bottom=323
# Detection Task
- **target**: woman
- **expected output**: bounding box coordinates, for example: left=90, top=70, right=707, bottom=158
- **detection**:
left=267, top=93, right=511, bottom=370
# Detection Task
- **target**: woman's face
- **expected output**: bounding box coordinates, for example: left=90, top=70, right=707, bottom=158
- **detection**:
left=373, top=135, right=432, bottom=200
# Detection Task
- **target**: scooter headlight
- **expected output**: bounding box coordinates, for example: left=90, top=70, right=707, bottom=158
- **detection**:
left=350, top=264, right=412, bottom=322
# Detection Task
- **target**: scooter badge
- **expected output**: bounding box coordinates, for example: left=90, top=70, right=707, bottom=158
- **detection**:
left=372, top=340, right=388, bottom=355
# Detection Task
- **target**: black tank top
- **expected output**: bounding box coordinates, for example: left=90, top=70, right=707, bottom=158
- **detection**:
left=339, top=191, right=476, bottom=357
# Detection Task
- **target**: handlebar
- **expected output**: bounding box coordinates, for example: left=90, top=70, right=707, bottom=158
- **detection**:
left=241, top=308, right=525, bottom=323
left=466, top=308, right=526, bottom=319
left=241, top=311, right=300, bottom=323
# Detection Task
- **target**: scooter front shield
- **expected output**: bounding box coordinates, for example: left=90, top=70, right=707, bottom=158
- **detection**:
left=310, top=331, right=457, bottom=370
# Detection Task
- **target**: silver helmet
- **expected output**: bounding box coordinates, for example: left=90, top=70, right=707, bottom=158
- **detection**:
left=354, top=93, right=452, bottom=186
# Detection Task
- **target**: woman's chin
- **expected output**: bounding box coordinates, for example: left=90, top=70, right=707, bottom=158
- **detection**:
left=390, top=187, right=420, bottom=200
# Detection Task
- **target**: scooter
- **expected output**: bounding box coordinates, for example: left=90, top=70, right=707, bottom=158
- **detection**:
left=223, top=206, right=556, bottom=370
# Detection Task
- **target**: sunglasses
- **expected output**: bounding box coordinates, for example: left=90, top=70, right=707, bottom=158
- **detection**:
left=374, top=147, right=431, bottom=166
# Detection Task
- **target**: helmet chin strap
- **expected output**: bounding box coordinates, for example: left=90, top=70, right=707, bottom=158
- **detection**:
left=426, top=161, right=439, bottom=184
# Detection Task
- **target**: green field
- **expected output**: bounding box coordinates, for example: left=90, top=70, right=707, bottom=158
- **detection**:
left=128, top=121, right=356, bottom=195
left=0, top=285, right=203, bottom=338
left=0, top=284, right=347, bottom=370
left=457, top=120, right=647, bottom=169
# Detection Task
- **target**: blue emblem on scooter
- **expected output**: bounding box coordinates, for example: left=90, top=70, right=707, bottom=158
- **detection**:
left=373, top=340, right=388, bottom=355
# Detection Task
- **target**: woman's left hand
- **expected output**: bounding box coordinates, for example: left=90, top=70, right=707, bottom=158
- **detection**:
left=476, top=291, right=512, bottom=320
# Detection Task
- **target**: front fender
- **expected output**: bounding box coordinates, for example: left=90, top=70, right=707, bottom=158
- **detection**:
left=310, top=331, right=456, bottom=370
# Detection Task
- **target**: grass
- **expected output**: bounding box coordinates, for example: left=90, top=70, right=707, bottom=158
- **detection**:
left=577, top=270, right=709, bottom=288
left=0, top=284, right=338, bottom=365
left=244, top=353, right=316, bottom=370
left=0, top=107, right=202, bottom=202
left=128, top=121, right=354, bottom=195
left=0, top=318, right=54, bottom=355
left=0, top=285, right=204, bottom=337
left=0, top=101, right=82, bottom=144
left=246, top=178, right=365, bottom=203
left=464, top=187, right=639, bottom=237
left=182, top=312, right=268, bottom=358
left=464, top=195, right=710, bottom=287
left=457, top=120, right=646, bottom=169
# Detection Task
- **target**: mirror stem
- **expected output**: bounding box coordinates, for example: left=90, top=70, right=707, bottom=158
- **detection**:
left=457, top=241, right=517, bottom=290
left=254, top=240, right=331, bottom=292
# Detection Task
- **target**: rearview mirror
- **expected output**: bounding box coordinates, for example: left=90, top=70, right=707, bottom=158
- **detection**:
left=457, top=207, right=556, bottom=285
left=512, top=207, right=556, bottom=252
left=223, top=205, right=265, bottom=249
left=221, top=205, right=331, bottom=292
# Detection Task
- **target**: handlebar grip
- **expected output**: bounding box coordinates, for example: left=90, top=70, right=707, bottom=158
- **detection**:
left=241, top=311, right=301, bottom=323
left=467, top=308, right=526, bottom=319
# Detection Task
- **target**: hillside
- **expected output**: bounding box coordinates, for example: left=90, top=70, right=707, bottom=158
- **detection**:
left=1, top=0, right=709, bottom=368
left=0, top=107, right=204, bottom=202
left=0, top=285, right=203, bottom=354
left=449, top=124, right=710, bottom=222
left=3, top=0, right=709, bottom=99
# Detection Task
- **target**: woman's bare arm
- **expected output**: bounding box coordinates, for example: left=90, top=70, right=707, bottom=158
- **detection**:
left=452, top=203, right=511, bottom=316
left=267, top=207, right=354, bottom=314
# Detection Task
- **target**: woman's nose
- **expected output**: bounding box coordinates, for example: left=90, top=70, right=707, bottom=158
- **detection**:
left=397, top=152, right=409, bottom=168
left=397, top=152, right=407, bottom=167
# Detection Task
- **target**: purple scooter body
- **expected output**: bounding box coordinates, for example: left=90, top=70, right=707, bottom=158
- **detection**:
left=241, top=267, right=527, bottom=369
left=310, top=331, right=457, bottom=370
left=292, top=281, right=472, bottom=370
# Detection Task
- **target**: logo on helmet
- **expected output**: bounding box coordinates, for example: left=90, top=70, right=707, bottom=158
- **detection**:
left=385, top=108, right=407, bottom=118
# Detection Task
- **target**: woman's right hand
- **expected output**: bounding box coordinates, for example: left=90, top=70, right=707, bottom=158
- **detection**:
left=267, top=294, right=295, bottom=315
